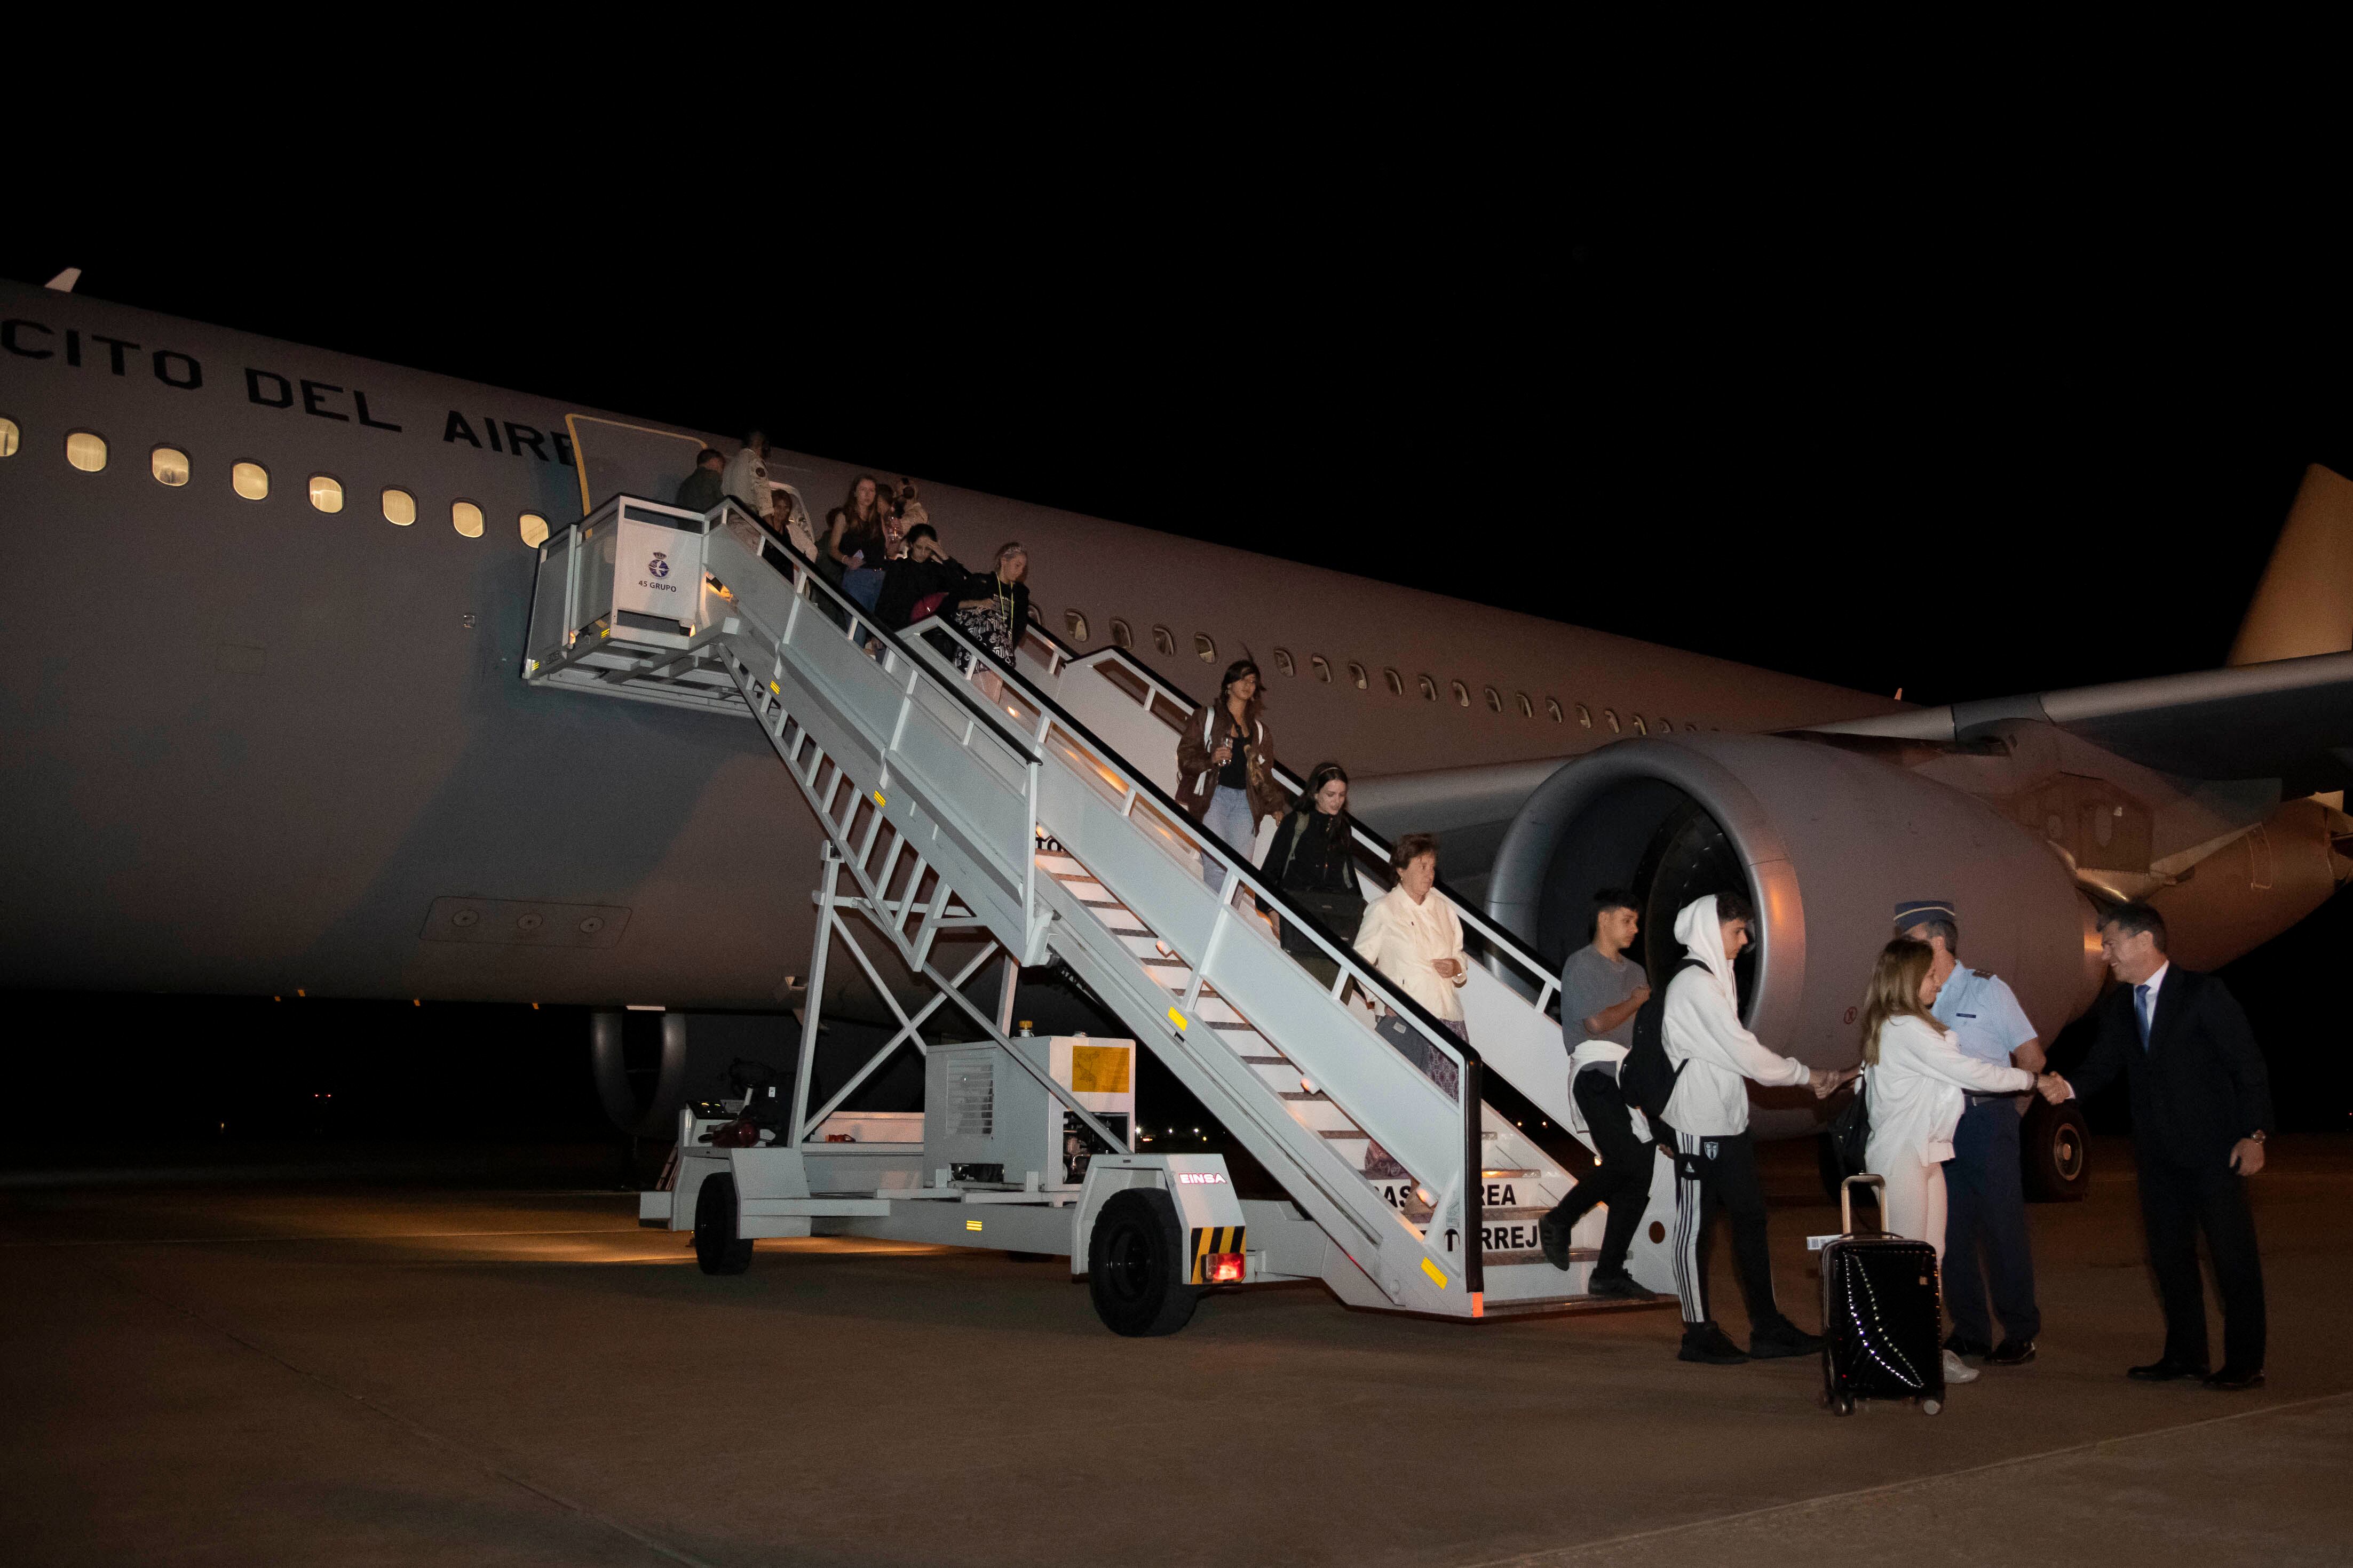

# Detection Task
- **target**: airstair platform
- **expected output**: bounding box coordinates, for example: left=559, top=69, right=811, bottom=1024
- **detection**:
left=523, top=496, right=1678, bottom=1331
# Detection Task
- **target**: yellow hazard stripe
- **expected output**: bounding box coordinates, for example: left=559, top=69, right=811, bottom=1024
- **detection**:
left=1187, top=1224, right=1247, bottom=1283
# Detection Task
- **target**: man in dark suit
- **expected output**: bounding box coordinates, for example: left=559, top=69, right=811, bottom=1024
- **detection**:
left=2042, top=902, right=2273, bottom=1390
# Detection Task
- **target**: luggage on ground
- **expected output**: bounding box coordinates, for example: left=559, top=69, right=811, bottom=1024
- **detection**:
left=1820, top=1174, right=1946, bottom=1415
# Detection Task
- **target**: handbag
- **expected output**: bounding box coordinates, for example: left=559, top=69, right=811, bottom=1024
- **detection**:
left=1827, top=1070, right=1871, bottom=1179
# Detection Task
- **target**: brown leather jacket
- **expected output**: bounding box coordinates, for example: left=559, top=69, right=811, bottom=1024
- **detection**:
left=1174, top=703, right=1288, bottom=826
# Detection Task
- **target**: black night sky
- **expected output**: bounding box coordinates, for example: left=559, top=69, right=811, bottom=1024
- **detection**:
left=6, top=174, right=2348, bottom=1144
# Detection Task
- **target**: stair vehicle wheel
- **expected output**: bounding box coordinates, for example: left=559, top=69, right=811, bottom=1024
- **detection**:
left=2022, top=1097, right=2091, bottom=1203
left=1833, top=1394, right=1856, bottom=1417
left=1921, top=1397, right=1942, bottom=1416
left=694, top=1173, right=755, bottom=1275
left=1087, top=1188, right=1201, bottom=1336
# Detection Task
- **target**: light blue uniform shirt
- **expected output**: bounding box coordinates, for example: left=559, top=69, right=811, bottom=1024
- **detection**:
left=1931, top=966, right=2037, bottom=1068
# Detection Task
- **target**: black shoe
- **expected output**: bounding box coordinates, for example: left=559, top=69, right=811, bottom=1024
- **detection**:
left=1749, top=1320, right=1826, bottom=1359
left=1985, top=1339, right=2038, bottom=1367
left=1678, top=1322, right=1750, bottom=1365
left=1943, top=1333, right=1993, bottom=1360
left=1587, top=1270, right=1657, bottom=1302
left=2203, top=1365, right=2265, bottom=1391
left=1538, top=1216, right=1572, bottom=1271
left=2127, top=1357, right=2211, bottom=1382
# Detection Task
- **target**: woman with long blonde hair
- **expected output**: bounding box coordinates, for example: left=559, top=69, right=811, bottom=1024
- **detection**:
left=1859, top=938, right=2057, bottom=1385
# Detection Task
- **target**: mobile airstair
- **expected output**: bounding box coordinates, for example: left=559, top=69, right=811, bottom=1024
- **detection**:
left=522, top=496, right=1677, bottom=1332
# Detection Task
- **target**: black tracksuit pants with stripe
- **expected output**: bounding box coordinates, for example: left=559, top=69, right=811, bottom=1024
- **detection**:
left=1670, top=1128, right=1790, bottom=1332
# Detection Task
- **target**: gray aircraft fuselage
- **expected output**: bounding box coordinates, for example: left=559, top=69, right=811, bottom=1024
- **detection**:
left=0, top=280, right=1902, bottom=1010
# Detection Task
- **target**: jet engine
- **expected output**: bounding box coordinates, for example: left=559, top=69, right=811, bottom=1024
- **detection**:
left=1486, top=733, right=2108, bottom=1143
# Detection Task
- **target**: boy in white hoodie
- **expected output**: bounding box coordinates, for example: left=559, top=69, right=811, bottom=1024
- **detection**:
left=1661, top=891, right=1845, bottom=1365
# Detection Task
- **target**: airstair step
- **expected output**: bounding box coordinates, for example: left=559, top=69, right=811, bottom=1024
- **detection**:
left=1320, top=1130, right=1368, bottom=1141
left=1241, top=1054, right=1289, bottom=1065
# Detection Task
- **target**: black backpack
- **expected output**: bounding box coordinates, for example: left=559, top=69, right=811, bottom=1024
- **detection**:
left=1621, top=957, right=1710, bottom=1131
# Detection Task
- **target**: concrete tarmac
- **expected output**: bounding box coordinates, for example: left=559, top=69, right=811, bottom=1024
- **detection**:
left=5, top=1136, right=2350, bottom=1567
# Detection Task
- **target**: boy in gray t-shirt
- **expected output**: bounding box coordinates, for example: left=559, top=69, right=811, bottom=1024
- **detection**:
left=1561, top=943, right=1647, bottom=1051
left=1542, top=889, right=1658, bottom=1299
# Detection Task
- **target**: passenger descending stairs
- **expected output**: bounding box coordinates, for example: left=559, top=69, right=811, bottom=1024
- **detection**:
left=525, top=499, right=1639, bottom=1316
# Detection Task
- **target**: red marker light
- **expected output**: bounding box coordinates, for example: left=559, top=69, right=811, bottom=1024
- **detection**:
left=1204, top=1252, right=1245, bottom=1284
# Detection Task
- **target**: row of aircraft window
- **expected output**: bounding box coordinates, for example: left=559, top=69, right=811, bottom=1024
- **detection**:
left=1059, top=610, right=1704, bottom=734
left=0, top=418, right=552, bottom=547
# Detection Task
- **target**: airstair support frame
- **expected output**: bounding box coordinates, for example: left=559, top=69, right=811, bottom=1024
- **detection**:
left=526, top=498, right=1667, bottom=1316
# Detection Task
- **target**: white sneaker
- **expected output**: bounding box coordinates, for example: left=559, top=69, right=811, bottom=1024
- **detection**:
left=1943, top=1348, right=1981, bottom=1384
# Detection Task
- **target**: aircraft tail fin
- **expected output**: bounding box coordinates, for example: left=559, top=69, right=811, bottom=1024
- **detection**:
left=2230, top=463, right=2353, bottom=665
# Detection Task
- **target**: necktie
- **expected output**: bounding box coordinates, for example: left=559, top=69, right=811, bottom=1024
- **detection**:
left=2136, top=984, right=2152, bottom=1050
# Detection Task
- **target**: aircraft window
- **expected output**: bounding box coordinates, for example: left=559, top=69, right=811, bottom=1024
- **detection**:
left=1065, top=611, right=1089, bottom=643
left=0, top=417, right=17, bottom=458
left=1484, top=686, right=1503, bottom=713
left=231, top=461, right=268, bottom=500
left=519, top=513, right=550, bottom=548
left=1516, top=691, right=1533, bottom=718
left=1418, top=674, right=1437, bottom=701
left=1152, top=625, right=1175, bottom=657
left=452, top=499, right=485, bottom=538
left=1273, top=648, right=1295, bottom=676
left=1544, top=697, right=1563, bottom=723
left=1603, top=708, right=1620, bottom=733
left=1194, top=633, right=1216, bottom=663
left=66, top=430, right=107, bottom=472
left=1109, top=618, right=1132, bottom=649
left=1383, top=667, right=1404, bottom=696
left=1451, top=680, right=1470, bottom=707
left=307, top=475, right=344, bottom=513
left=1346, top=661, right=1368, bottom=690
left=1631, top=713, right=1647, bottom=735
left=150, top=447, right=191, bottom=487
left=1576, top=704, right=1593, bottom=728
left=382, top=488, right=416, bottom=527
left=1310, top=655, right=1332, bottom=683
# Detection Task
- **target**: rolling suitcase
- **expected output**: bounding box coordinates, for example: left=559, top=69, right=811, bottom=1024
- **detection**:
left=1820, top=1174, right=1945, bottom=1416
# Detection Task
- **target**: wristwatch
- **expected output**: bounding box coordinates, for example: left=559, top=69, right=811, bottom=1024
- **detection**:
left=2248, top=1130, right=2267, bottom=1144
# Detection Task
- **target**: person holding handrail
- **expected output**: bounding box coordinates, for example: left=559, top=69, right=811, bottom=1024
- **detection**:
left=1174, top=659, right=1286, bottom=894
left=1354, top=832, right=1468, bottom=1097
left=1259, top=762, right=1364, bottom=991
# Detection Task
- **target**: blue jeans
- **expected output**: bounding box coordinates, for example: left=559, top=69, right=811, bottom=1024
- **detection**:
left=842, top=566, right=884, bottom=613
left=1200, top=786, right=1254, bottom=892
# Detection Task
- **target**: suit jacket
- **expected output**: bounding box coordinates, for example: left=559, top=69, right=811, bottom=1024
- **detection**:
left=2069, top=966, right=2274, bottom=1169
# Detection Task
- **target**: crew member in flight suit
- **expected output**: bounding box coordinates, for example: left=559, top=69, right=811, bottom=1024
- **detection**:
left=1895, top=900, right=2046, bottom=1367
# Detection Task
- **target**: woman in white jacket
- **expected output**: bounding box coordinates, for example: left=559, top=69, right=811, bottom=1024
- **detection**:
left=1860, top=938, right=2058, bottom=1383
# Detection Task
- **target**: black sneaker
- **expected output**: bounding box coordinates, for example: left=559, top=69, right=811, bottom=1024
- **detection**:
left=1749, top=1320, right=1827, bottom=1359
left=1678, top=1322, right=1750, bottom=1365
left=1985, top=1338, right=2038, bottom=1367
left=1538, top=1215, right=1572, bottom=1271
left=1944, top=1333, right=1993, bottom=1361
left=1587, top=1270, right=1657, bottom=1302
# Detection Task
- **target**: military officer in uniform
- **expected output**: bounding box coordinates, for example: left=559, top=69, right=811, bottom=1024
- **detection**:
left=1895, top=900, right=2046, bottom=1367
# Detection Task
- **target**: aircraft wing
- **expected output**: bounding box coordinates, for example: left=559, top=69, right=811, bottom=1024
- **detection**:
left=1808, top=650, right=2353, bottom=792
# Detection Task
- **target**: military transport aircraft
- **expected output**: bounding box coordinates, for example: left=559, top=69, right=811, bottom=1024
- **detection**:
left=3, top=271, right=2347, bottom=1192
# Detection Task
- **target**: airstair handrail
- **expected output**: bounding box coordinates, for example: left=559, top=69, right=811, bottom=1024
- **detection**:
left=1007, top=618, right=1572, bottom=1020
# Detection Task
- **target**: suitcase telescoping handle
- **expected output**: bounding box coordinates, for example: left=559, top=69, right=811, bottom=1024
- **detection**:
left=1840, top=1173, right=1885, bottom=1237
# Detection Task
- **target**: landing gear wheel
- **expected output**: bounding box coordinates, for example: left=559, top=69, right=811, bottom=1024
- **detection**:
left=1087, top=1188, right=1201, bottom=1336
left=694, top=1173, right=755, bottom=1275
left=2022, top=1097, right=2091, bottom=1202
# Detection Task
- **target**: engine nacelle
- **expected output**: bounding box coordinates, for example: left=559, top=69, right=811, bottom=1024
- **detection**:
left=1487, top=734, right=2104, bottom=1135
